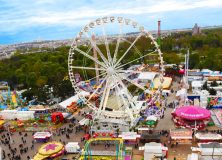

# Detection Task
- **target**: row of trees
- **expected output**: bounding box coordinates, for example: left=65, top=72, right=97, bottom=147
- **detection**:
left=161, top=28, right=222, bottom=69
left=0, top=46, right=74, bottom=102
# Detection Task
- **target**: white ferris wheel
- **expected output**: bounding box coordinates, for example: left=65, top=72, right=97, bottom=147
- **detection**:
left=68, top=16, right=164, bottom=127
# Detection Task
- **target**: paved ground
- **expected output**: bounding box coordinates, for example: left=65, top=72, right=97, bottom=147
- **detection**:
left=155, top=108, right=176, bottom=130
left=0, top=123, right=86, bottom=160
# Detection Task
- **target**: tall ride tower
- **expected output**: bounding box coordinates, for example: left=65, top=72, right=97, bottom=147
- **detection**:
left=157, top=20, right=161, bottom=46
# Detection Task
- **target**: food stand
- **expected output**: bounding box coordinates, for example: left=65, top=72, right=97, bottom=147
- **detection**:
left=195, top=132, right=222, bottom=142
left=143, top=142, right=168, bottom=160
left=170, top=129, right=192, bottom=144
left=33, top=132, right=52, bottom=142
left=118, top=132, right=140, bottom=145
left=140, top=133, right=161, bottom=143
left=65, top=142, right=81, bottom=153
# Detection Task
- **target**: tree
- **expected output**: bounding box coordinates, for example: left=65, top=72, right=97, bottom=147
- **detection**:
left=209, top=88, right=217, bottom=95
left=202, top=81, right=208, bottom=90
left=26, top=72, right=37, bottom=87
left=36, top=76, right=48, bottom=87
left=211, top=80, right=218, bottom=87
left=189, top=53, right=200, bottom=69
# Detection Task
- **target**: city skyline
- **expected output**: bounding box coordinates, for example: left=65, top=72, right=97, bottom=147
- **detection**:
left=0, top=0, right=222, bottom=44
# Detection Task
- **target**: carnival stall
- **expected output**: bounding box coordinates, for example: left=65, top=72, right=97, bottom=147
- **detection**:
left=0, top=110, right=35, bottom=120
left=143, top=142, right=168, bottom=160
left=196, top=142, right=222, bottom=157
left=153, top=77, right=172, bottom=90
left=195, top=132, right=222, bottom=143
left=33, top=141, right=65, bottom=160
left=140, top=133, right=161, bottom=143
left=30, top=105, right=57, bottom=122
left=170, top=129, right=192, bottom=144
left=33, top=132, right=52, bottom=142
left=172, top=105, right=211, bottom=130
left=65, top=142, right=81, bottom=153
left=118, top=132, right=140, bottom=145
left=146, top=115, right=158, bottom=127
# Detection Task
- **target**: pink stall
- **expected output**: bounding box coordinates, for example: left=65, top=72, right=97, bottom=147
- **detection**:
left=172, top=105, right=211, bottom=130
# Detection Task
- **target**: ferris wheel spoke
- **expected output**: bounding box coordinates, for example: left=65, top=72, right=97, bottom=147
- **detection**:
left=114, top=84, right=121, bottom=110
left=87, top=76, right=108, bottom=102
left=113, top=23, right=123, bottom=64
left=114, top=76, right=134, bottom=120
left=114, top=33, right=143, bottom=67
left=98, top=77, right=109, bottom=113
left=84, top=32, right=109, bottom=66
left=116, top=50, right=157, bottom=70
left=114, top=73, right=135, bottom=102
left=101, top=23, right=112, bottom=64
left=71, top=66, right=106, bottom=71
left=121, top=37, right=142, bottom=57
left=118, top=73, right=147, bottom=92
left=102, top=83, right=111, bottom=111
left=87, top=72, right=107, bottom=82
left=74, top=48, right=106, bottom=68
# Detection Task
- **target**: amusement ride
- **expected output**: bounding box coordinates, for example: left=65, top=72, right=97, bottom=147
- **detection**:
left=68, top=16, right=165, bottom=132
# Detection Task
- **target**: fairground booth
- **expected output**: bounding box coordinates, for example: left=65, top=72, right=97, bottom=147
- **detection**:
left=33, top=132, right=52, bottom=143
left=195, top=132, right=222, bottom=143
left=170, top=129, right=192, bottom=144
left=192, top=142, right=222, bottom=159
left=118, top=132, right=141, bottom=145
left=172, top=105, right=211, bottom=130
left=141, top=142, right=168, bottom=160
left=140, top=132, right=161, bottom=144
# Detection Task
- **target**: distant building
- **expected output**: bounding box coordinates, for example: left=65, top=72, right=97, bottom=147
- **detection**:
left=192, top=23, right=201, bottom=35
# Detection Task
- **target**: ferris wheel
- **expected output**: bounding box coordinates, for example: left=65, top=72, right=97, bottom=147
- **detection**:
left=68, top=16, right=164, bottom=126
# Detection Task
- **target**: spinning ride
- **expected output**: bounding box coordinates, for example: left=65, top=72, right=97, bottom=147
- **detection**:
left=68, top=17, right=164, bottom=130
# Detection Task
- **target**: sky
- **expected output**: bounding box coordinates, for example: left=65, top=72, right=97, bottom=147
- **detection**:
left=0, top=0, right=222, bottom=44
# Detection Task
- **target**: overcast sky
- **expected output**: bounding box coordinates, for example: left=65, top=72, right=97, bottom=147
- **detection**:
left=0, top=0, right=222, bottom=44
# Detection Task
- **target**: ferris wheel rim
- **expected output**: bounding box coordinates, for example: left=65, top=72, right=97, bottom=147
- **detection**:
left=68, top=16, right=164, bottom=119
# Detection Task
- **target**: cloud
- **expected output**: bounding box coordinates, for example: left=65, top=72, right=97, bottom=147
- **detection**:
left=1, top=0, right=221, bottom=30
left=0, top=0, right=222, bottom=43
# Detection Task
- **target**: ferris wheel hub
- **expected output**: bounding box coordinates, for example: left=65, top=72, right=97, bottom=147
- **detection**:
left=106, top=67, right=115, bottom=76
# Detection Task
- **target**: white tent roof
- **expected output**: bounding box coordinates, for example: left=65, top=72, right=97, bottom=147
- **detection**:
left=65, top=142, right=79, bottom=147
left=138, top=72, right=157, bottom=81
left=59, top=91, right=89, bottom=108
left=144, top=142, right=162, bottom=154
left=176, top=88, right=187, bottom=97
left=192, top=81, right=204, bottom=88
left=33, top=132, right=52, bottom=139
left=146, top=115, right=158, bottom=121
left=201, top=69, right=213, bottom=73
left=65, top=142, right=80, bottom=150
left=195, top=133, right=222, bottom=140
left=118, top=132, right=141, bottom=140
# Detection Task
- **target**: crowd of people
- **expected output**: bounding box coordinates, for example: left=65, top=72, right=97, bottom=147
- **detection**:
left=0, top=131, right=35, bottom=160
